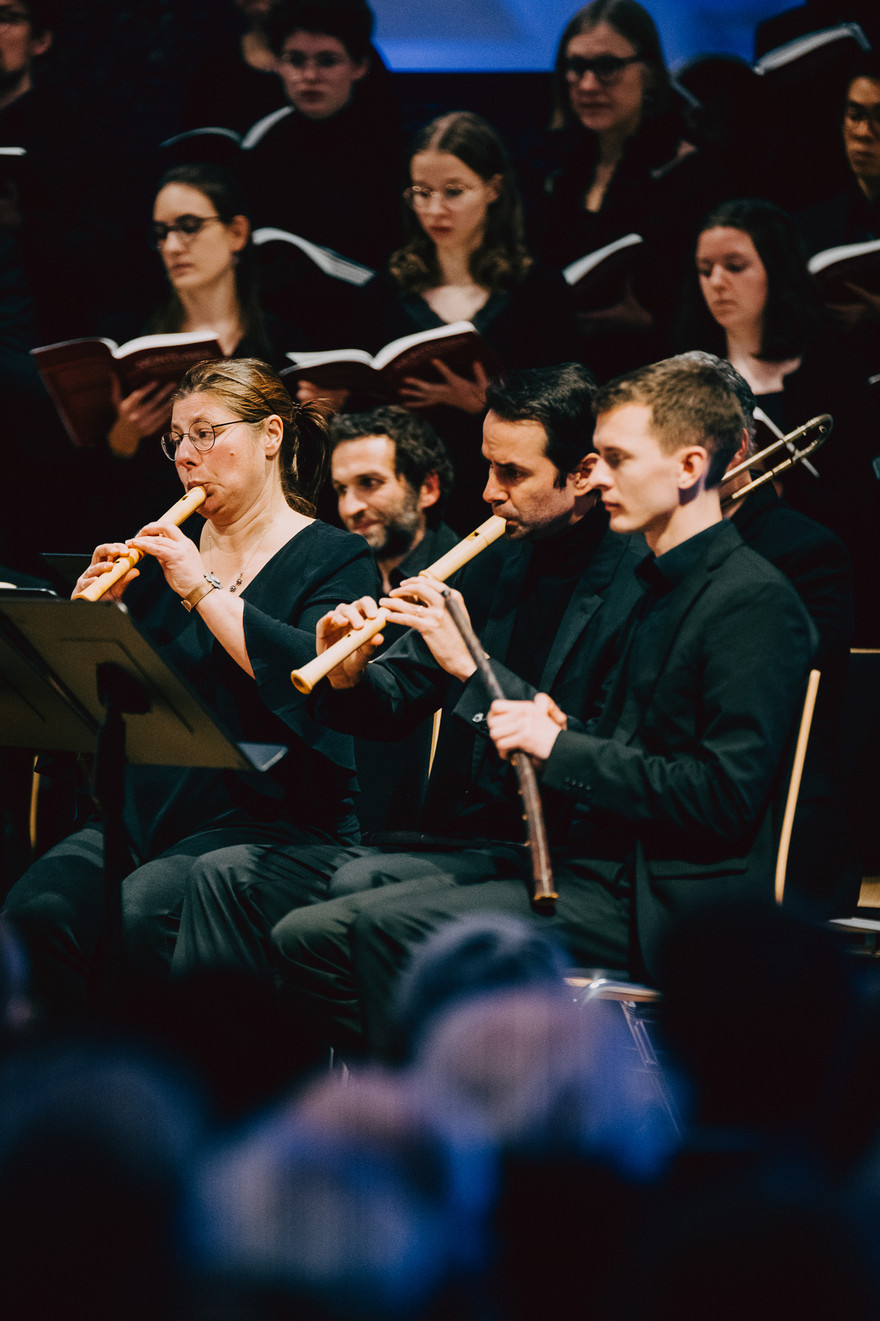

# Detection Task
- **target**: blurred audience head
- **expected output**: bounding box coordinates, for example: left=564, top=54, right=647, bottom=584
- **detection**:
left=414, top=981, right=674, bottom=1176
left=0, top=1039, right=202, bottom=1321
left=388, top=913, right=570, bottom=1062
left=192, top=1067, right=490, bottom=1319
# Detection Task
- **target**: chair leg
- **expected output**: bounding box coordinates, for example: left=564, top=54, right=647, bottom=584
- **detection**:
left=566, top=976, right=683, bottom=1137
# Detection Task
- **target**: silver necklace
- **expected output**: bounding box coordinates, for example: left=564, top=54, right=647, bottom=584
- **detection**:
left=206, top=523, right=272, bottom=593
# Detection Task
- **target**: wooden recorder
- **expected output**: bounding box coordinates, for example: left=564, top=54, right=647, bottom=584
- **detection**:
left=290, top=514, right=507, bottom=694
left=74, top=486, right=207, bottom=602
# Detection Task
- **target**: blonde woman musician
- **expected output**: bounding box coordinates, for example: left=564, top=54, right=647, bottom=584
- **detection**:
left=2, top=358, right=378, bottom=1023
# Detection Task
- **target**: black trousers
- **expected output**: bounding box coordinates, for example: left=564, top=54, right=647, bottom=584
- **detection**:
left=171, top=839, right=501, bottom=980
left=270, top=847, right=632, bottom=1057
left=1, top=818, right=337, bottom=1020
left=171, top=841, right=369, bottom=981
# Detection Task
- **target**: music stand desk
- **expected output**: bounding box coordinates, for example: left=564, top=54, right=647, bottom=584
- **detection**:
left=0, top=594, right=285, bottom=1004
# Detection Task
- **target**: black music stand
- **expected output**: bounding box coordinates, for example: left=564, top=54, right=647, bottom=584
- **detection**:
left=0, top=593, right=285, bottom=1008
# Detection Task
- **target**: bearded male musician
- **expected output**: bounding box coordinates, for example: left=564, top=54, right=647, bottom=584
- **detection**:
left=169, top=362, right=647, bottom=983
left=268, top=355, right=817, bottom=1059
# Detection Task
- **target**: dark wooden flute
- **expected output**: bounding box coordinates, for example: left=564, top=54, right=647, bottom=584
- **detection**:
left=442, top=589, right=557, bottom=913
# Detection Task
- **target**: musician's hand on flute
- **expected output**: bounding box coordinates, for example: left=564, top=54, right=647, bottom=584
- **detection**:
left=126, top=521, right=205, bottom=599
left=71, top=542, right=140, bottom=601
left=382, top=577, right=480, bottom=682
left=316, top=596, right=386, bottom=688
left=487, top=693, right=567, bottom=764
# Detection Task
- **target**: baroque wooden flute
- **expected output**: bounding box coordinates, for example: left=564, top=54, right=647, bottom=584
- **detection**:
left=442, top=588, right=557, bottom=913
left=290, top=513, right=507, bottom=694
left=75, top=486, right=207, bottom=602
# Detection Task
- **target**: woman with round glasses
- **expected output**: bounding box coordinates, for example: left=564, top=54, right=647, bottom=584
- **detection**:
left=67, top=162, right=306, bottom=549
left=108, top=162, right=275, bottom=468
left=3, top=357, right=378, bottom=1023
left=352, top=111, right=577, bottom=530
left=539, top=0, right=722, bottom=377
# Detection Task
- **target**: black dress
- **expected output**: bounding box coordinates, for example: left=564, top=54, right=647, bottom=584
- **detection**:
left=243, top=97, right=404, bottom=270
left=537, top=111, right=726, bottom=378
left=1, top=519, right=379, bottom=1016
left=752, top=337, right=879, bottom=643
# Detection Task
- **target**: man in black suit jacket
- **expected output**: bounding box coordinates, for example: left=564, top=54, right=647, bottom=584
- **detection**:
left=170, top=363, right=646, bottom=984
left=271, top=356, right=816, bottom=1057
left=328, top=406, right=458, bottom=833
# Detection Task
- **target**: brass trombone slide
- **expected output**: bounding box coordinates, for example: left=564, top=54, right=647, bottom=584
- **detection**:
left=723, top=413, right=832, bottom=507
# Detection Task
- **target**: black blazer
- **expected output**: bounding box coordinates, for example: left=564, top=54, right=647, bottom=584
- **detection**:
left=542, top=520, right=818, bottom=978
left=313, top=515, right=647, bottom=841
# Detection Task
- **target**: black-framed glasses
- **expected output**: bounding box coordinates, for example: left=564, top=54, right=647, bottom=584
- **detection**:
left=149, top=214, right=223, bottom=250
left=0, top=7, right=30, bottom=24
left=279, top=50, right=349, bottom=70
left=563, top=54, right=641, bottom=85
left=403, top=184, right=479, bottom=210
left=161, top=420, right=245, bottom=460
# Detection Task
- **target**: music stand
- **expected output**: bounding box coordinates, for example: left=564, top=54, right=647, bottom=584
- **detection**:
left=0, top=593, right=285, bottom=1007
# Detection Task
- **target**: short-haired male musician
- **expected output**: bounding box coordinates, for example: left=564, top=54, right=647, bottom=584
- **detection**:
left=330, top=406, right=457, bottom=596
left=171, top=362, right=647, bottom=981
left=269, top=356, right=817, bottom=1058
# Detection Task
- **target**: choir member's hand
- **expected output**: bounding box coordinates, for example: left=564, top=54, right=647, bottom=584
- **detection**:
left=381, top=576, right=478, bottom=681
left=126, top=521, right=204, bottom=598
left=576, top=274, right=653, bottom=334
left=399, top=359, right=489, bottom=414
left=826, top=281, right=880, bottom=330
left=316, top=596, right=386, bottom=688
left=71, top=541, right=139, bottom=600
left=295, top=378, right=352, bottom=413
left=487, top=693, right=567, bottom=763
left=107, top=377, right=176, bottom=459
